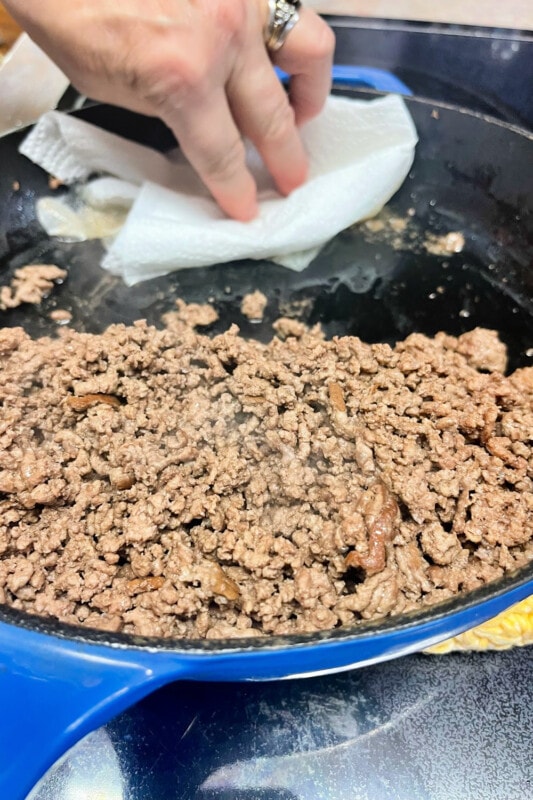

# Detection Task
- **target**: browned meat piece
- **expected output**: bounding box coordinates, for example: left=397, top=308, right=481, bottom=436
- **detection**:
left=0, top=265, right=67, bottom=310
left=455, top=328, right=507, bottom=373
left=66, top=393, right=122, bottom=412
left=273, top=317, right=311, bottom=339
left=345, top=482, right=399, bottom=576
left=240, top=290, right=268, bottom=321
left=328, top=382, right=347, bottom=413
left=49, top=309, right=72, bottom=323
left=174, top=298, right=219, bottom=327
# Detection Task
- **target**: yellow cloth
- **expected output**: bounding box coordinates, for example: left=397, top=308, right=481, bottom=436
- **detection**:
left=426, top=596, right=533, bottom=654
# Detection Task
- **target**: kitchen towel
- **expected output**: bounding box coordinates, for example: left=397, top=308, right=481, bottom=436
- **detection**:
left=20, top=94, right=418, bottom=286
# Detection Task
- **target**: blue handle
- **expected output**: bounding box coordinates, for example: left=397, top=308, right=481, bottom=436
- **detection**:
left=276, top=64, right=412, bottom=95
left=331, top=65, right=412, bottom=95
left=0, top=622, right=188, bottom=800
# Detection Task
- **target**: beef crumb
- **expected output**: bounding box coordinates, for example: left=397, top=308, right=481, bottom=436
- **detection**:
left=49, top=309, right=72, bottom=324
left=0, top=265, right=67, bottom=310
left=174, top=298, right=218, bottom=327
left=241, top=290, right=268, bottom=321
left=0, top=316, right=531, bottom=640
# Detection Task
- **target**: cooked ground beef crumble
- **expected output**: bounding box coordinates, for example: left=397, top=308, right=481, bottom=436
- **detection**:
left=0, top=314, right=531, bottom=639
left=241, top=290, right=268, bottom=322
left=0, top=265, right=67, bottom=310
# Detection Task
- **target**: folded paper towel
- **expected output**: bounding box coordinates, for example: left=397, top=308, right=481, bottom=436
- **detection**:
left=20, top=94, right=418, bottom=286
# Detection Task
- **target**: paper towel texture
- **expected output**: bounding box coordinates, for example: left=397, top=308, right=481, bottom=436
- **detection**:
left=20, top=94, right=417, bottom=285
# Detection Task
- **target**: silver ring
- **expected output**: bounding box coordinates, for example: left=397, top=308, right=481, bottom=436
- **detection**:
left=264, top=0, right=301, bottom=52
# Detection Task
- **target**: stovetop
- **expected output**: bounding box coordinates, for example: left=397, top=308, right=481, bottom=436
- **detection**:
left=26, top=17, right=533, bottom=800
left=31, top=648, right=533, bottom=799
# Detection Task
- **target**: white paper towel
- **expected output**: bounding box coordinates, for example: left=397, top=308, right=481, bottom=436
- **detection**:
left=20, top=94, right=417, bottom=286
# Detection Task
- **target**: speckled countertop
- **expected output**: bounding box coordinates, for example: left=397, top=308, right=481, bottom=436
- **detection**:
left=308, top=1, right=533, bottom=30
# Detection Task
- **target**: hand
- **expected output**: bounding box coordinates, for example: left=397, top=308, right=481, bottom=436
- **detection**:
left=4, top=0, right=335, bottom=220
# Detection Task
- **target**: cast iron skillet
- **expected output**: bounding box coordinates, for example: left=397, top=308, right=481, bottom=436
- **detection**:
left=0, top=83, right=532, bottom=800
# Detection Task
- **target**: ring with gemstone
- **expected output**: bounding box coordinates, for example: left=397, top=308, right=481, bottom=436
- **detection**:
left=264, top=0, right=302, bottom=52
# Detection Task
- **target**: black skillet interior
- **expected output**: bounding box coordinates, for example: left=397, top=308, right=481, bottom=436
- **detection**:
left=0, top=89, right=532, bottom=648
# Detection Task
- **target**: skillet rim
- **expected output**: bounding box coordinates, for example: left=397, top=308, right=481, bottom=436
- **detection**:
left=0, top=563, right=532, bottom=653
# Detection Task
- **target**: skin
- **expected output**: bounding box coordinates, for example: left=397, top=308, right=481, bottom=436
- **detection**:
left=4, top=0, right=335, bottom=220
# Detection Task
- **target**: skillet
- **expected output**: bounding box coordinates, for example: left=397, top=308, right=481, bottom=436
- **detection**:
left=0, top=75, right=532, bottom=800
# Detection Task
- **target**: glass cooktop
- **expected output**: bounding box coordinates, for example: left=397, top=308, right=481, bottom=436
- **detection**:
left=30, top=648, right=533, bottom=799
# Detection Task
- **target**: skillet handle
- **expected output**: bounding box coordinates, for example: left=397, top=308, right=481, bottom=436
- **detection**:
left=330, top=65, right=413, bottom=95
left=276, top=64, right=413, bottom=95
left=0, top=620, right=186, bottom=800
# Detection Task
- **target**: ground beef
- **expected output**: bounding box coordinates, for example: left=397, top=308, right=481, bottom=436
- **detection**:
left=162, top=298, right=219, bottom=330
left=49, top=309, right=73, bottom=324
left=241, top=290, right=268, bottom=321
left=0, top=316, right=531, bottom=640
left=0, top=265, right=67, bottom=310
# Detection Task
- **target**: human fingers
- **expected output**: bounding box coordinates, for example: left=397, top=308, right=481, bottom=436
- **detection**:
left=161, top=87, right=258, bottom=222
left=272, top=6, right=335, bottom=126
left=228, top=45, right=308, bottom=197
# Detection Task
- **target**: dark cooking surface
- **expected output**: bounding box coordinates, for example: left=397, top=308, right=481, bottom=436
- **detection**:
left=1, top=96, right=532, bottom=378
left=31, top=647, right=533, bottom=799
